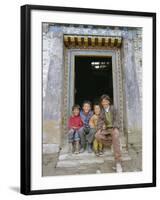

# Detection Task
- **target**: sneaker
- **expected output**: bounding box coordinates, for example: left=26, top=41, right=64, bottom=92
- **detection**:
left=79, top=147, right=85, bottom=153
left=99, top=151, right=103, bottom=156
left=74, top=150, right=79, bottom=154
left=116, top=162, right=123, bottom=173
left=87, top=143, right=92, bottom=153
left=95, top=151, right=99, bottom=156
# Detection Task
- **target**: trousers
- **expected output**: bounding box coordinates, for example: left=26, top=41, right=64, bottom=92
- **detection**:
left=78, top=127, right=95, bottom=147
left=68, top=128, right=80, bottom=143
left=95, top=128, right=121, bottom=161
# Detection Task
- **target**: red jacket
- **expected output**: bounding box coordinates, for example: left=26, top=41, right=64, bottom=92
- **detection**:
left=68, top=115, right=83, bottom=130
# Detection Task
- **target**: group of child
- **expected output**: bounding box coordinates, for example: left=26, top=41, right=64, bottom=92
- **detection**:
left=67, top=95, right=123, bottom=172
left=67, top=100, right=103, bottom=156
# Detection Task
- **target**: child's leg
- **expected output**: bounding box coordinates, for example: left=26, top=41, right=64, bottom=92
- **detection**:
left=74, top=140, right=80, bottom=154
left=111, top=128, right=121, bottom=162
left=78, top=127, right=86, bottom=151
left=86, top=128, right=96, bottom=153
left=99, top=142, right=103, bottom=151
left=93, top=139, right=99, bottom=155
left=74, top=130, right=80, bottom=154
left=86, top=128, right=95, bottom=144
left=68, top=129, right=75, bottom=142
left=68, top=129, right=75, bottom=153
left=98, top=142, right=103, bottom=155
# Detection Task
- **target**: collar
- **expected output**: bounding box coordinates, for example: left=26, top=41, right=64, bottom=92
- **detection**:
left=104, top=106, right=110, bottom=113
left=81, top=110, right=92, bottom=116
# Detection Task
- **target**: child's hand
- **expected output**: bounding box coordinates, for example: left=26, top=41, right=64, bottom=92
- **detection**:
left=72, top=126, right=78, bottom=130
left=102, top=124, right=106, bottom=130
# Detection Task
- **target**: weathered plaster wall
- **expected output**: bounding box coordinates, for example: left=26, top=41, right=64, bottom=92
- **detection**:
left=42, top=23, right=142, bottom=153
left=121, top=28, right=142, bottom=147
left=43, top=25, right=64, bottom=152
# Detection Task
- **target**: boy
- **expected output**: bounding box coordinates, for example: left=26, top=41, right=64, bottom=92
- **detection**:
left=67, top=104, right=83, bottom=154
left=79, top=100, right=93, bottom=153
left=89, top=104, right=103, bottom=156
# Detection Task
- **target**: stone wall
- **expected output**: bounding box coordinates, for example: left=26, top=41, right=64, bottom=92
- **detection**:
left=121, top=28, right=142, bottom=147
left=43, top=24, right=64, bottom=152
left=42, top=23, right=142, bottom=153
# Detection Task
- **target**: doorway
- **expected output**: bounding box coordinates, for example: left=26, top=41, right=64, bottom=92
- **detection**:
left=64, top=49, right=125, bottom=148
left=75, top=56, right=113, bottom=107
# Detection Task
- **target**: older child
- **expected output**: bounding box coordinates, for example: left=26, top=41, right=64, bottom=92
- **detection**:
left=68, top=105, right=83, bottom=154
left=96, top=94, right=122, bottom=172
left=89, top=104, right=103, bottom=156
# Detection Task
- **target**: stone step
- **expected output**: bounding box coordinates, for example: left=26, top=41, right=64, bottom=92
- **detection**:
left=56, top=150, right=131, bottom=168
left=59, top=150, right=113, bottom=160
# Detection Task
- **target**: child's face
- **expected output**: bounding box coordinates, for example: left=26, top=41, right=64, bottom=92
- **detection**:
left=94, top=105, right=101, bottom=115
left=101, top=99, right=110, bottom=108
left=82, top=103, right=91, bottom=113
left=73, top=108, right=80, bottom=116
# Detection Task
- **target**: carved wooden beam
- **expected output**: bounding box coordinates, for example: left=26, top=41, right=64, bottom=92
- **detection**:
left=117, top=37, right=122, bottom=47
left=84, top=37, right=88, bottom=47
left=64, top=35, right=122, bottom=48
left=77, top=36, right=82, bottom=46
left=70, top=36, right=75, bottom=46
left=104, top=37, right=109, bottom=47
left=91, top=37, right=96, bottom=46
left=110, top=37, right=115, bottom=47
left=98, top=37, right=103, bottom=46
left=64, top=36, right=69, bottom=47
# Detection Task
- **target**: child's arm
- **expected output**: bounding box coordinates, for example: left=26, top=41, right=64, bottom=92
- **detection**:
left=97, top=112, right=105, bottom=130
left=68, top=117, right=73, bottom=130
left=89, top=116, right=95, bottom=128
left=72, top=126, right=79, bottom=129
left=78, top=118, right=83, bottom=128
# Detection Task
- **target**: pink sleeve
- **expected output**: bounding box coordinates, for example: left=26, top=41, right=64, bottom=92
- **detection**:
left=79, top=117, right=83, bottom=128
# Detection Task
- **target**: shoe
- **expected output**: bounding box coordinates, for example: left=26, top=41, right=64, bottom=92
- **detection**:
left=99, top=151, right=103, bottom=156
left=116, top=162, right=123, bottom=173
left=74, top=141, right=80, bottom=154
left=95, top=151, right=99, bottom=156
left=79, top=147, right=85, bottom=153
left=87, top=143, right=92, bottom=153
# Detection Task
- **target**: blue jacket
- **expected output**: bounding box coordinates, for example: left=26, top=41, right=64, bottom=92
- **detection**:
left=80, top=110, right=93, bottom=128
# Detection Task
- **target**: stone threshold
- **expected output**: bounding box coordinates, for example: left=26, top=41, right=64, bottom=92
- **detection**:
left=56, top=148, right=131, bottom=168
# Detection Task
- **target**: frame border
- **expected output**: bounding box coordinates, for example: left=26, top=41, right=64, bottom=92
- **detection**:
left=20, top=4, right=156, bottom=195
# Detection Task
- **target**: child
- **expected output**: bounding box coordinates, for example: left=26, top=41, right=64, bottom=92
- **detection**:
left=89, top=104, right=103, bottom=156
left=79, top=101, right=93, bottom=153
left=67, top=104, right=83, bottom=154
left=96, top=94, right=122, bottom=172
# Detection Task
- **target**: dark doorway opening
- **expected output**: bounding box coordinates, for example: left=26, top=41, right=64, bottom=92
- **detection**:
left=75, top=56, right=113, bottom=107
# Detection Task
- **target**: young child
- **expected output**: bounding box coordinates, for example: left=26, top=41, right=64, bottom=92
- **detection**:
left=67, top=104, right=83, bottom=154
left=89, top=104, right=103, bottom=156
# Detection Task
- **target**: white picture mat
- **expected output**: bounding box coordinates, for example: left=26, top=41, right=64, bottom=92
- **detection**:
left=31, top=9, right=153, bottom=190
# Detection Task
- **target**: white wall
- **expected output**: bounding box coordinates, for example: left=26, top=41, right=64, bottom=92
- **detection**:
left=0, top=0, right=159, bottom=199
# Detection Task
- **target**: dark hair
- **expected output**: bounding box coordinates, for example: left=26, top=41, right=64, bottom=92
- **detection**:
left=82, top=100, right=92, bottom=107
left=93, top=103, right=100, bottom=108
left=100, top=94, right=111, bottom=104
left=72, top=104, right=81, bottom=111
left=93, top=103, right=101, bottom=111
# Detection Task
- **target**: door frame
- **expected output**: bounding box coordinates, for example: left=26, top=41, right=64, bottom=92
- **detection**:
left=63, top=48, right=127, bottom=149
